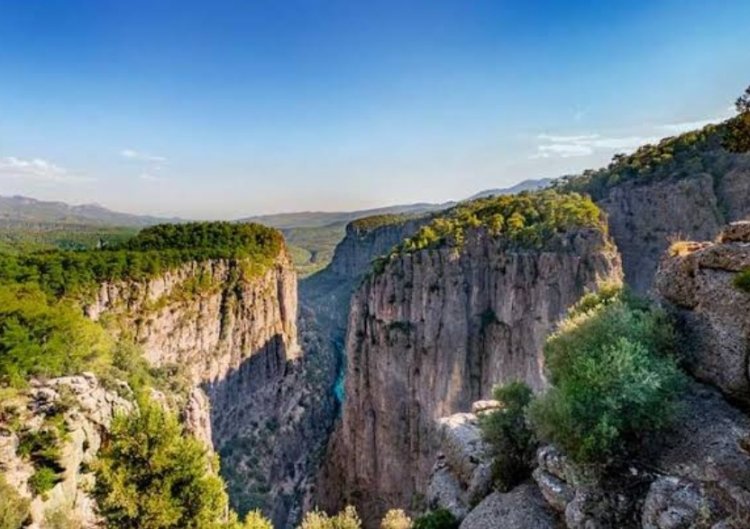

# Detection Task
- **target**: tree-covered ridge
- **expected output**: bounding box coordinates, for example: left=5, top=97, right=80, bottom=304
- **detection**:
left=372, top=190, right=603, bottom=272
left=555, top=120, right=746, bottom=200
left=349, top=213, right=420, bottom=234
left=0, top=222, right=284, bottom=298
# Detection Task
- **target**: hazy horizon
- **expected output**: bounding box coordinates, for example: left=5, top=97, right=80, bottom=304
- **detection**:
left=1, top=1, right=749, bottom=218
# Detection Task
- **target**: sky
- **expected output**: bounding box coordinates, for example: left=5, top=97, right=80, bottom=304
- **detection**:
left=0, top=0, right=748, bottom=219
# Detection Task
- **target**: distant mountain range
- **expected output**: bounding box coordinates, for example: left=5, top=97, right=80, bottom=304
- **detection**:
left=0, top=177, right=553, bottom=231
left=0, top=195, right=179, bottom=227
left=466, top=178, right=553, bottom=200
left=246, top=178, right=553, bottom=230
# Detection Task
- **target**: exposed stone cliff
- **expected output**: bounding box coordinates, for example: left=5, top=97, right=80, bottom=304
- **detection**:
left=655, top=221, right=750, bottom=407
left=80, top=249, right=329, bottom=528
left=591, top=156, right=750, bottom=293
left=318, top=226, right=621, bottom=524
left=0, top=374, right=132, bottom=528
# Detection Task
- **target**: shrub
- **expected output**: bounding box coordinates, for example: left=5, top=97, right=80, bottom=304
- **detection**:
left=411, top=509, right=457, bottom=529
left=93, top=400, right=230, bottom=529
left=224, top=510, right=273, bottom=529
left=0, top=475, right=30, bottom=529
left=380, top=509, right=412, bottom=529
left=478, top=381, right=536, bottom=491
left=29, top=466, right=61, bottom=496
left=529, top=288, right=684, bottom=465
left=733, top=268, right=750, bottom=293
left=298, top=506, right=361, bottom=529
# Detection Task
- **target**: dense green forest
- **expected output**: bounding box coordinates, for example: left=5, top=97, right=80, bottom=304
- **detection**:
left=372, top=190, right=603, bottom=273
left=0, top=222, right=283, bottom=298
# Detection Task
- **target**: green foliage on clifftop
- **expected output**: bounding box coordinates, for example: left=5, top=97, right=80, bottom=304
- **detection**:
left=0, top=222, right=283, bottom=298
left=555, top=121, right=742, bottom=200
left=371, top=190, right=602, bottom=273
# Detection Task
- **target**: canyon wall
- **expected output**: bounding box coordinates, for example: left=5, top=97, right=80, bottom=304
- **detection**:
left=318, top=227, right=621, bottom=523
left=83, top=250, right=330, bottom=527
left=593, top=156, right=750, bottom=293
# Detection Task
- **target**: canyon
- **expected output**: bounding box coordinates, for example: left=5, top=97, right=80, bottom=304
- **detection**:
left=2, top=140, right=750, bottom=529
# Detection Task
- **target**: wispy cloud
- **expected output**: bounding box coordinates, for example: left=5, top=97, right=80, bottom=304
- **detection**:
left=531, top=133, right=658, bottom=159
left=120, top=148, right=167, bottom=163
left=0, top=156, right=92, bottom=183
left=139, top=172, right=164, bottom=182
left=657, top=109, right=734, bottom=134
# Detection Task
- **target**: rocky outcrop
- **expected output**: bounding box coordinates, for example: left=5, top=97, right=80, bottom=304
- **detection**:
left=594, top=157, right=750, bottom=293
left=425, top=407, right=496, bottom=520
left=459, top=483, right=562, bottom=529
left=0, top=374, right=132, bottom=529
left=330, top=218, right=430, bottom=278
left=532, top=383, right=750, bottom=529
left=655, top=221, right=750, bottom=406
left=318, top=226, right=621, bottom=524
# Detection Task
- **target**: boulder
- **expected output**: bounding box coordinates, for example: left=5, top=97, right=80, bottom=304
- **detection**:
left=459, top=483, right=561, bottom=529
left=656, top=229, right=750, bottom=406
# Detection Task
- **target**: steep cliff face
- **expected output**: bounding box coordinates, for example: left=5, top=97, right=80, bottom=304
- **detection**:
left=655, top=221, right=750, bottom=407
left=81, top=250, right=329, bottom=527
left=85, top=255, right=300, bottom=386
left=0, top=374, right=132, bottom=528
left=330, top=218, right=431, bottom=278
left=318, top=227, right=621, bottom=523
left=582, top=153, right=750, bottom=293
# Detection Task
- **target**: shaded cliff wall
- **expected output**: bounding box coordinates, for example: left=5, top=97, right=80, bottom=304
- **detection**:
left=83, top=252, right=329, bottom=528
left=594, top=157, right=750, bottom=293
left=318, top=227, right=621, bottom=523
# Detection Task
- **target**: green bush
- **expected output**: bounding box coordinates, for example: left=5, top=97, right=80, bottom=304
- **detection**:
left=411, top=509, right=457, bottom=529
left=733, top=268, right=750, bottom=293
left=529, top=288, right=684, bottom=465
left=29, top=466, right=61, bottom=496
left=0, top=475, right=30, bottom=529
left=479, top=381, right=536, bottom=491
left=298, top=506, right=361, bottom=529
left=93, top=400, right=231, bottom=529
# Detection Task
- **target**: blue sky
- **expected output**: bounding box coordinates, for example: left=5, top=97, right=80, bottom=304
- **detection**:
left=0, top=0, right=748, bottom=218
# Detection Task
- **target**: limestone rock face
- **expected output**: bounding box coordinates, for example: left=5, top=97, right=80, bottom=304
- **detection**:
left=0, top=374, right=132, bottom=529
left=655, top=222, right=750, bottom=406
left=426, top=410, right=493, bottom=520
left=319, top=227, right=621, bottom=524
left=593, top=158, right=750, bottom=294
left=79, top=250, right=329, bottom=528
left=330, top=218, right=430, bottom=278
left=458, top=483, right=562, bottom=529
left=84, top=256, right=300, bottom=386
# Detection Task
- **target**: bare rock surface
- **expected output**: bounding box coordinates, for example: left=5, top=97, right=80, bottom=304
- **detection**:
left=425, top=409, right=493, bottom=519
left=594, top=157, right=750, bottom=294
left=458, top=483, right=562, bottom=529
left=656, top=222, right=750, bottom=406
left=318, top=226, right=621, bottom=524
left=0, top=374, right=132, bottom=529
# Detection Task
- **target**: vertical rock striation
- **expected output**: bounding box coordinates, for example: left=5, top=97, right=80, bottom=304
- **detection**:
left=318, top=227, right=621, bottom=524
